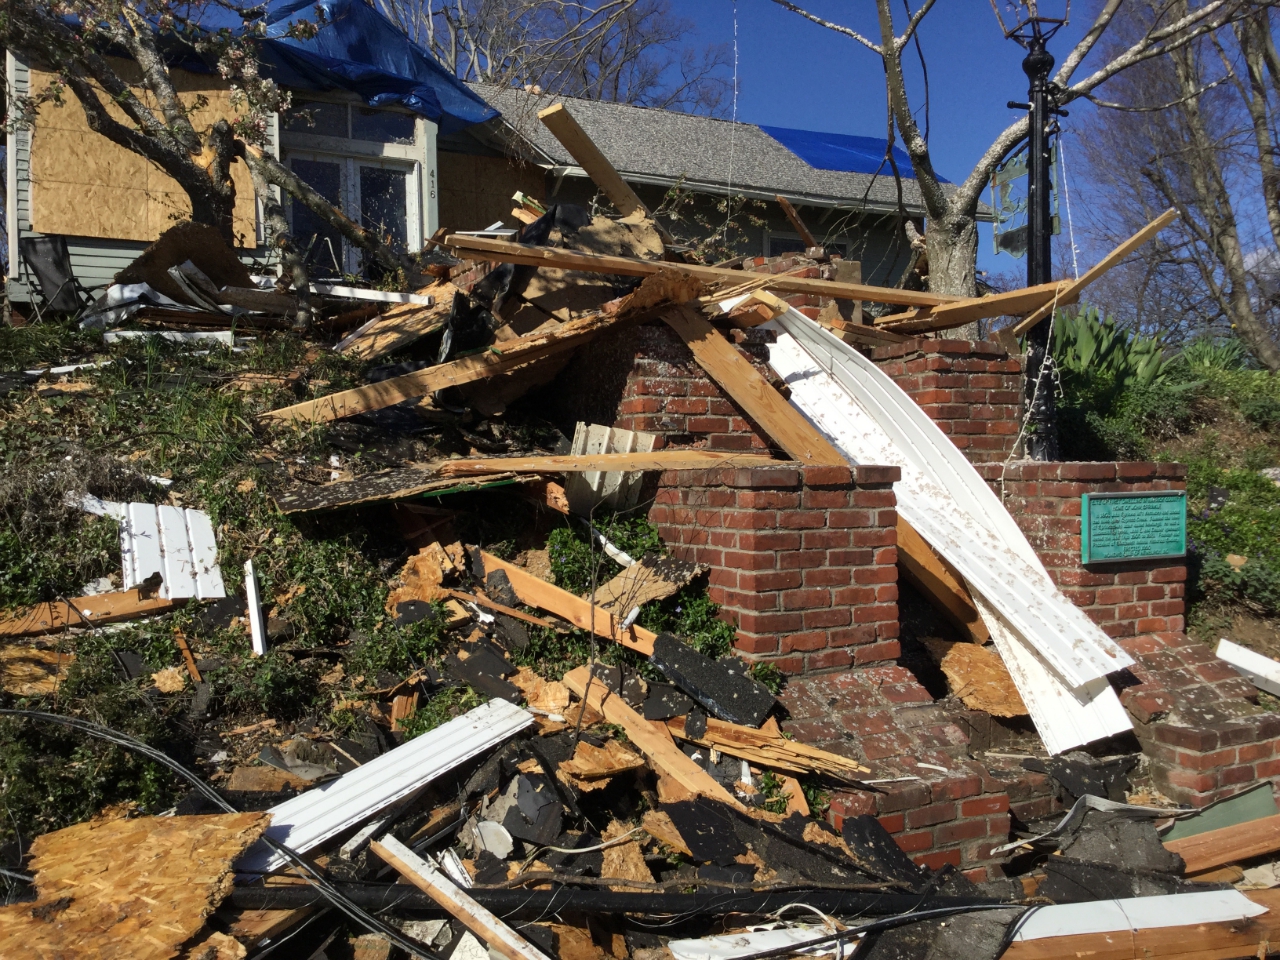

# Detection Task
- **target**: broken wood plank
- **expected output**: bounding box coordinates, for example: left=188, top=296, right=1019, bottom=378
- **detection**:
left=443, top=234, right=959, bottom=308
left=335, top=283, right=456, bottom=361
left=1163, top=812, right=1280, bottom=875
left=174, top=631, right=202, bottom=684
left=371, top=834, right=554, bottom=960
left=0, top=644, right=74, bottom=695
left=439, top=451, right=779, bottom=477
left=878, top=280, right=1072, bottom=333
left=0, top=589, right=181, bottom=636
left=264, top=310, right=625, bottom=424
left=539, top=104, right=648, bottom=221
left=1013, top=209, right=1178, bottom=336
left=895, top=517, right=989, bottom=643
left=930, top=640, right=1027, bottom=717
left=276, top=470, right=534, bottom=515
left=666, top=714, right=870, bottom=777
left=593, top=555, right=706, bottom=614
left=562, top=665, right=742, bottom=808
left=775, top=196, right=818, bottom=249
left=481, top=553, right=656, bottom=656
left=445, top=589, right=557, bottom=629
left=663, top=305, right=846, bottom=465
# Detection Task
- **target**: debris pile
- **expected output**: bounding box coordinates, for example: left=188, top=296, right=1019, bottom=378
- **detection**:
left=4, top=103, right=1280, bottom=960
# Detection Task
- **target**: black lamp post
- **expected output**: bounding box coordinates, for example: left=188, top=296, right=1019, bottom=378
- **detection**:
left=993, top=1, right=1068, bottom=460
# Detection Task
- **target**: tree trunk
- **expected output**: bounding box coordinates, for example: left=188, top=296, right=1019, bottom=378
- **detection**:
left=926, top=209, right=980, bottom=339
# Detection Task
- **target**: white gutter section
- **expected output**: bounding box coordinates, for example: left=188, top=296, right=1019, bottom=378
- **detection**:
left=1011, top=890, right=1266, bottom=940
left=237, top=698, right=534, bottom=875
left=1215, top=639, right=1280, bottom=696
left=759, top=308, right=1133, bottom=753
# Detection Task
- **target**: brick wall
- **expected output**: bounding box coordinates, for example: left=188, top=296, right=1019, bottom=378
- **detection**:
left=976, top=461, right=1188, bottom=639
left=870, top=340, right=1024, bottom=464
left=649, top=464, right=902, bottom=674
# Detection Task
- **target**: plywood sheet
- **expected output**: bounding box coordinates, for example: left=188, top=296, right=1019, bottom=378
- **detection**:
left=933, top=640, right=1027, bottom=718
left=0, top=813, right=268, bottom=960
left=29, top=61, right=257, bottom=246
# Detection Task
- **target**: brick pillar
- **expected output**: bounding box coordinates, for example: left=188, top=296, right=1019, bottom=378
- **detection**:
left=871, top=340, right=1023, bottom=464
left=647, top=464, right=902, bottom=674
left=976, top=461, right=1188, bottom=638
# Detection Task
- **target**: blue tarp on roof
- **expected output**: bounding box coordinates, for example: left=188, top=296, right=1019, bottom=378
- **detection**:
left=758, top=125, right=948, bottom=184
left=261, top=0, right=498, bottom=134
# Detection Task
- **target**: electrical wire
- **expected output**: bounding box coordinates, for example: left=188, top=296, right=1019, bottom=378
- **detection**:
left=0, top=709, right=443, bottom=960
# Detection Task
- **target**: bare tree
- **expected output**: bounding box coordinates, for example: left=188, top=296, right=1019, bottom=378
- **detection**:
left=770, top=0, right=1265, bottom=299
left=1077, top=2, right=1280, bottom=369
left=374, top=0, right=732, bottom=114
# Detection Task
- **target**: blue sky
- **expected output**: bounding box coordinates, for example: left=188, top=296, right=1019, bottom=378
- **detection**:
left=679, top=1, right=1098, bottom=279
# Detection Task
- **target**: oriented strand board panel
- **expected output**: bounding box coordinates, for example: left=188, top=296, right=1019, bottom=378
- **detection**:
left=28, top=61, right=258, bottom=246
left=0, top=812, right=269, bottom=960
left=437, top=151, right=545, bottom=232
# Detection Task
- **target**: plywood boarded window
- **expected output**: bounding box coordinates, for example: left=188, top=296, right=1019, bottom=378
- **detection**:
left=28, top=61, right=258, bottom=247
left=438, top=152, right=544, bottom=232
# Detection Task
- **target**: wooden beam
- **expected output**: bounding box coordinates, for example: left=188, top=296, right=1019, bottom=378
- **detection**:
left=1002, top=888, right=1280, bottom=960
left=443, top=589, right=558, bottom=630
left=662, top=305, right=846, bottom=466
left=263, top=310, right=622, bottom=424
left=1013, top=209, right=1178, bottom=336
left=878, top=281, right=1072, bottom=334
left=335, top=283, right=456, bottom=361
left=667, top=715, right=870, bottom=777
left=1164, top=812, right=1280, bottom=875
left=775, top=196, right=818, bottom=249
left=443, top=234, right=960, bottom=309
left=439, top=451, right=780, bottom=477
left=895, top=518, right=989, bottom=643
left=0, top=589, right=181, bottom=636
left=481, top=552, right=657, bottom=656
left=539, top=103, right=648, bottom=220
left=371, top=834, right=554, bottom=960
left=562, top=665, right=743, bottom=808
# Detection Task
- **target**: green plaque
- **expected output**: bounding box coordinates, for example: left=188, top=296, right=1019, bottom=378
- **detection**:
left=1081, top=491, right=1186, bottom=564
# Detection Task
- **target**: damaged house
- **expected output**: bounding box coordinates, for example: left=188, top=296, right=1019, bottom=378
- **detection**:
left=6, top=4, right=1280, bottom=960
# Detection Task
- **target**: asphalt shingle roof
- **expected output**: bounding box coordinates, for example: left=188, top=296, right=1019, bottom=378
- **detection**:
left=470, top=84, right=934, bottom=217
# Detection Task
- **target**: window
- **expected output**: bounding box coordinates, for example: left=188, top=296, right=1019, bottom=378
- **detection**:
left=352, top=107, right=415, bottom=145
left=285, top=101, right=416, bottom=144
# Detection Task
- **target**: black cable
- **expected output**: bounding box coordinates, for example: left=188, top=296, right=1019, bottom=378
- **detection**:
left=0, top=709, right=443, bottom=960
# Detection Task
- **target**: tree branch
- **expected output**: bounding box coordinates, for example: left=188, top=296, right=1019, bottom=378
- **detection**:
left=768, top=0, right=882, bottom=53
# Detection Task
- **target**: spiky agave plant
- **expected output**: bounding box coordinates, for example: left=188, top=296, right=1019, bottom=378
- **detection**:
left=1051, top=307, right=1171, bottom=390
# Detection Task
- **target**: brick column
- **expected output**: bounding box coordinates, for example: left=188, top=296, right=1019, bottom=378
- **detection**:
left=871, top=340, right=1023, bottom=464
left=648, top=464, right=901, bottom=674
left=977, top=461, right=1188, bottom=638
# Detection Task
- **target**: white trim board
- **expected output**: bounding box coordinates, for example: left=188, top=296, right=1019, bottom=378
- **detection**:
left=237, top=698, right=534, bottom=875
left=1012, top=890, right=1266, bottom=941
left=1216, top=639, right=1280, bottom=696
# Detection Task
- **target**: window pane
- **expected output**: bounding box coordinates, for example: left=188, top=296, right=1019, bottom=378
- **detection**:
left=352, top=107, right=416, bottom=144
left=290, top=158, right=346, bottom=277
left=360, top=166, right=409, bottom=252
left=286, top=101, right=348, bottom=138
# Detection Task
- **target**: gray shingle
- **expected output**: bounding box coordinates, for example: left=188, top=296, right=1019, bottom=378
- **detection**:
left=470, top=84, right=934, bottom=216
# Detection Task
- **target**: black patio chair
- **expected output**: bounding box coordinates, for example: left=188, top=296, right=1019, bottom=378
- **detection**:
left=19, top=235, right=94, bottom=319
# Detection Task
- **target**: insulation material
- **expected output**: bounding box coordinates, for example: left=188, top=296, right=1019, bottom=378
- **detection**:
left=28, top=62, right=257, bottom=246
left=0, top=813, right=269, bottom=960
left=763, top=308, right=1133, bottom=754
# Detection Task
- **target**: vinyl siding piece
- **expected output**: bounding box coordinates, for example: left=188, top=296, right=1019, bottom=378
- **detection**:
left=237, top=698, right=534, bottom=875
left=82, top=498, right=226, bottom=600
left=761, top=307, right=1133, bottom=754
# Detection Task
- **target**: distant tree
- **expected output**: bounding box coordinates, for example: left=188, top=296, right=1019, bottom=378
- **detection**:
left=769, top=0, right=1268, bottom=301
left=373, top=0, right=732, bottom=114
left=1077, top=2, right=1280, bottom=371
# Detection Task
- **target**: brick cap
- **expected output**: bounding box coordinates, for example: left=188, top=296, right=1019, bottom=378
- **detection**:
left=981, top=460, right=1188, bottom=481
left=658, top=462, right=901, bottom=487
left=870, top=338, right=1011, bottom=361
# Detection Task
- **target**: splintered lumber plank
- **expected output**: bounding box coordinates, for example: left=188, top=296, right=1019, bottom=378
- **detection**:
left=444, top=589, right=558, bottom=629
left=263, top=310, right=623, bottom=424
left=444, top=234, right=959, bottom=308
left=1002, top=888, right=1280, bottom=960
left=371, top=835, right=554, bottom=960
left=895, top=517, right=989, bottom=643
left=0, top=589, right=181, bottom=636
left=439, top=451, right=780, bottom=477
left=878, top=281, right=1072, bottom=333
left=1163, top=812, right=1280, bottom=875
left=666, top=715, right=870, bottom=777
left=481, top=552, right=656, bottom=655
left=935, top=640, right=1027, bottom=717
left=775, top=196, right=818, bottom=249
left=335, top=283, right=455, bottom=360
left=539, top=104, right=647, bottom=220
left=662, top=305, right=845, bottom=466
left=1013, top=209, right=1178, bottom=336
left=562, top=665, right=742, bottom=808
